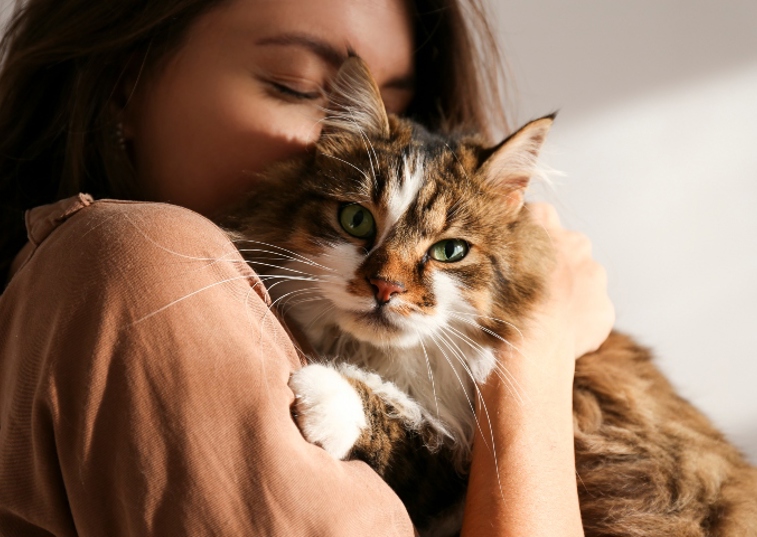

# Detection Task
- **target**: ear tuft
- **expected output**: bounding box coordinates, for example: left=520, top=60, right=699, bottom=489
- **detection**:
left=320, top=57, right=390, bottom=140
left=478, top=114, right=555, bottom=213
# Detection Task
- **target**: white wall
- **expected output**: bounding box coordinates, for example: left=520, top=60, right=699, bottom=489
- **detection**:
left=494, top=0, right=757, bottom=462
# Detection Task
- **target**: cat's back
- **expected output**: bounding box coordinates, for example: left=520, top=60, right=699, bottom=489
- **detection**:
left=574, top=332, right=757, bottom=536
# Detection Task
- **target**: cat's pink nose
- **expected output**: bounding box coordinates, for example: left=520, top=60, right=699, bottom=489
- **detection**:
left=369, top=278, right=405, bottom=305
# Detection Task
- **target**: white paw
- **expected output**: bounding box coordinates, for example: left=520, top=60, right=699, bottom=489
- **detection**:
left=337, top=364, right=424, bottom=428
left=288, top=364, right=367, bottom=460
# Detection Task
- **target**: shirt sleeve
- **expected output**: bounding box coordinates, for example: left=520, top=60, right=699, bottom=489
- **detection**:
left=0, top=200, right=414, bottom=536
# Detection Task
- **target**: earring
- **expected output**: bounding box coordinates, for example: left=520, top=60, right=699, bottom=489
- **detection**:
left=114, top=121, right=126, bottom=150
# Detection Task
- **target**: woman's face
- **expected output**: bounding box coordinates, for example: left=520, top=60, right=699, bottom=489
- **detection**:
left=124, top=0, right=414, bottom=217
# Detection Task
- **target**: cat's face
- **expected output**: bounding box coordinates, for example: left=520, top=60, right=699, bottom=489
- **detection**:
left=230, top=58, right=552, bottom=354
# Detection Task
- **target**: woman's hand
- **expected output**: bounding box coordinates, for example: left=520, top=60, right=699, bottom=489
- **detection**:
left=461, top=202, right=613, bottom=537
left=527, top=202, right=615, bottom=360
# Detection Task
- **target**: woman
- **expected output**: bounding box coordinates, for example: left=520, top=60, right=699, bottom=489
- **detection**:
left=0, top=0, right=614, bottom=535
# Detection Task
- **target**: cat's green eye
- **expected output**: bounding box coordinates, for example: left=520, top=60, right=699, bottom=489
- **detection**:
left=339, top=204, right=376, bottom=239
left=429, top=239, right=469, bottom=263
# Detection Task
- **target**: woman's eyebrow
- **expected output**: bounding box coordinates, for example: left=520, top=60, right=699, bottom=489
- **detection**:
left=255, top=32, right=347, bottom=68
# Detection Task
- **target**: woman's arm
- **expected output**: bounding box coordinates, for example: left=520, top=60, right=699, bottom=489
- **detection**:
left=0, top=199, right=414, bottom=537
left=461, top=203, right=615, bottom=537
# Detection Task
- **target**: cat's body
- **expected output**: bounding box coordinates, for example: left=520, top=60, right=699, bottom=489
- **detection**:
left=223, top=58, right=757, bottom=536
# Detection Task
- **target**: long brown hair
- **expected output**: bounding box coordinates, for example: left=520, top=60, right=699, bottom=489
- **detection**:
left=0, top=0, right=510, bottom=286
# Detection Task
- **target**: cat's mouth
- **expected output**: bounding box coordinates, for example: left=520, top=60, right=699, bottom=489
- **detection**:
left=356, top=307, right=401, bottom=329
left=335, top=305, right=422, bottom=348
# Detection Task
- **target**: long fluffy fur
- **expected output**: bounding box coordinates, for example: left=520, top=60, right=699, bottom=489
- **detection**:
left=222, top=58, right=757, bottom=536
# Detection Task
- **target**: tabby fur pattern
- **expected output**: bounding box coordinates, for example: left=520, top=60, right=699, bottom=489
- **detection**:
left=223, top=58, right=757, bottom=536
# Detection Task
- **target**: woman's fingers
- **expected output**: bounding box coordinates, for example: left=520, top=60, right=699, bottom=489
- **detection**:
left=527, top=202, right=561, bottom=229
left=525, top=202, right=614, bottom=359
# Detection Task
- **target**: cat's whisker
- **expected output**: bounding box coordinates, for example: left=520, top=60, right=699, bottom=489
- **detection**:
left=282, top=295, right=328, bottom=309
left=259, top=288, right=321, bottom=330
left=267, top=287, right=316, bottom=306
left=435, top=327, right=507, bottom=501
left=322, top=153, right=371, bottom=182
left=276, top=291, right=325, bottom=317
left=446, top=309, right=525, bottom=343
left=447, top=313, right=525, bottom=357
left=235, top=247, right=303, bottom=260
left=236, top=248, right=327, bottom=268
left=254, top=261, right=334, bottom=278
left=497, top=361, right=528, bottom=404
left=443, top=324, right=526, bottom=405
left=442, top=142, right=472, bottom=183
left=414, top=328, right=441, bottom=421
left=445, top=329, right=525, bottom=406
left=121, top=213, right=243, bottom=268
left=260, top=276, right=313, bottom=300
left=246, top=255, right=300, bottom=264
left=426, top=330, right=479, bottom=433
left=482, top=363, right=525, bottom=407
left=436, top=329, right=485, bottom=410
left=233, top=239, right=338, bottom=273
left=131, top=274, right=262, bottom=326
left=257, top=276, right=346, bottom=297
left=244, top=257, right=350, bottom=290
left=239, top=257, right=326, bottom=276
left=435, top=329, right=504, bottom=440
left=357, top=126, right=381, bottom=189
left=441, top=322, right=487, bottom=353
left=435, top=328, right=488, bottom=401
left=487, top=360, right=531, bottom=407
left=258, top=272, right=321, bottom=282
left=428, top=330, right=495, bottom=473
left=268, top=283, right=320, bottom=298
left=243, top=260, right=325, bottom=278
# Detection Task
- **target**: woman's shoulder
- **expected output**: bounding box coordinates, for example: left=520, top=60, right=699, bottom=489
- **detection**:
left=31, top=196, right=236, bottom=264
left=8, top=196, right=264, bottom=318
left=42, top=196, right=234, bottom=257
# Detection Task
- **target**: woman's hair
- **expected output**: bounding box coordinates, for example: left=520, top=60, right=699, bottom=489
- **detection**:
left=0, top=0, right=511, bottom=285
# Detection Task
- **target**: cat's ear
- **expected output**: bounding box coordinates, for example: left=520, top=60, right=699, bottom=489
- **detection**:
left=478, top=114, right=555, bottom=213
left=320, top=56, right=391, bottom=141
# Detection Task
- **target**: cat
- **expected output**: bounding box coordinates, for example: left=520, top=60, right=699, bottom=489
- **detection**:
left=222, top=57, right=757, bottom=536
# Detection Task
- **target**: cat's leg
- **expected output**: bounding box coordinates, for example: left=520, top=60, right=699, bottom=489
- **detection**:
left=288, top=363, right=368, bottom=460
left=289, top=363, right=467, bottom=535
left=335, top=365, right=468, bottom=535
left=288, top=362, right=425, bottom=464
left=334, top=364, right=427, bottom=473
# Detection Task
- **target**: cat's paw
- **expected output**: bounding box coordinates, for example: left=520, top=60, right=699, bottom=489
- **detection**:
left=288, top=364, right=367, bottom=460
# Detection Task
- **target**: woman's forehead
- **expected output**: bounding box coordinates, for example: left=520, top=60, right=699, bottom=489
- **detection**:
left=201, top=0, right=415, bottom=85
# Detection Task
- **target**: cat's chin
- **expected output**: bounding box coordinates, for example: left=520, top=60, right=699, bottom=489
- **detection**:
left=335, top=309, right=422, bottom=349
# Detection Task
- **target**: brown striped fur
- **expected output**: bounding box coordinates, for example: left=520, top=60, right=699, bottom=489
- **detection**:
left=223, top=58, right=757, bottom=536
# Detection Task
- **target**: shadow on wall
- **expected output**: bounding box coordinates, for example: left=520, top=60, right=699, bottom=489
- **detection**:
left=494, top=0, right=757, bottom=118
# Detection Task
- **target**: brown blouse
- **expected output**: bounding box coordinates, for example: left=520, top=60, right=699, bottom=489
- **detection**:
left=0, top=195, right=413, bottom=536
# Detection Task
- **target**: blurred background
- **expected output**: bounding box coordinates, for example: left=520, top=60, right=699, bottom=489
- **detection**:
left=493, top=0, right=757, bottom=462
left=0, top=0, right=754, bottom=461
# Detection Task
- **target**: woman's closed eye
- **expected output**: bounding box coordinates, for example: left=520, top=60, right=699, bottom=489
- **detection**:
left=270, top=82, right=321, bottom=101
left=262, top=75, right=324, bottom=102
